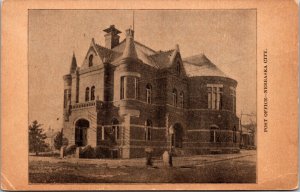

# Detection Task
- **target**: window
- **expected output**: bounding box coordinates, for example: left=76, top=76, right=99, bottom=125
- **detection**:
left=85, top=87, right=90, bottom=101
left=98, top=126, right=105, bottom=140
left=91, top=86, right=95, bottom=100
left=76, top=86, right=79, bottom=103
left=176, top=61, right=181, bottom=75
left=172, top=89, right=177, bottom=106
left=210, top=129, right=215, bottom=142
left=210, top=125, right=220, bottom=143
left=88, top=55, right=93, bottom=67
left=233, top=125, right=237, bottom=143
left=135, top=77, right=139, bottom=99
left=230, top=87, right=236, bottom=113
left=179, top=91, right=184, bottom=108
left=120, top=76, right=125, bottom=99
left=112, top=119, right=120, bottom=140
left=63, top=89, right=68, bottom=108
left=145, top=119, right=152, bottom=141
left=146, top=84, right=152, bottom=104
left=207, top=84, right=223, bottom=110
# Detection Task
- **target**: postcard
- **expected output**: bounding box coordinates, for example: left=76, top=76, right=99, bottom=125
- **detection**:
left=1, top=0, right=298, bottom=190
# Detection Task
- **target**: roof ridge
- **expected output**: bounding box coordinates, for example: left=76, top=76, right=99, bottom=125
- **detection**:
left=183, top=53, right=206, bottom=60
left=95, top=43, right=118, bottom=53
left=134, top=40, right=157, bottom=53
left=149, top=49, right=175, bottom=57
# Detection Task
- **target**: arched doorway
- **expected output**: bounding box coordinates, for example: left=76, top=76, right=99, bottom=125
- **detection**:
left=172, top=123, right=183, bottom=148
left=75, top=119, right=89, bottom=146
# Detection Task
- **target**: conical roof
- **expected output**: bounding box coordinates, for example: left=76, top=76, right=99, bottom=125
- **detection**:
left=70, top=53, right=77, bottom=73
left=121, top=28, right=138, bottom=59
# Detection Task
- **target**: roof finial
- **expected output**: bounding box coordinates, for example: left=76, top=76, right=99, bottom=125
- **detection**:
left=133, top=10, right=135, bottom=31
left=175, top=44, right=180, bottom=52
left=122, top=28, right=138, bottom=59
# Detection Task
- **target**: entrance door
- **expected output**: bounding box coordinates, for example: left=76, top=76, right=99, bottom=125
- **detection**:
left=172, top=123, right=183, bottom=148
left=75, top=119, right=89, bottom=146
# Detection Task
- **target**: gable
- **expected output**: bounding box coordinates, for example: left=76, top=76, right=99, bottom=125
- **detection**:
left=169, top=52, right=187, bottom=77
left=80, top=46, right=103, bottom=69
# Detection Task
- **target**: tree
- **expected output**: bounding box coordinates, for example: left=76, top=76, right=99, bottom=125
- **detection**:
left=29, top=120, right=48, bottom=155
left=53, top=129, right=68, bottom=150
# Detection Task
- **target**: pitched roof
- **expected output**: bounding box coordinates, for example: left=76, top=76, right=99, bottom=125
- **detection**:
left=91, top=36, right=228, bottom=78
left=94, top=44, right=122, bottom=63
left=182, top=54, right=228, bottom=78
left=149, top=49, right=176, bottom=68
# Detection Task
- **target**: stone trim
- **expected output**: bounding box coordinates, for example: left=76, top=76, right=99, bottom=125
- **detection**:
left=118, top=71, right=141, bottom=78
left=129, top=139, right=166, bottom=142
left=207, top=83, right=224, bottom=88
left=78, top=65, right=103, bottom=75
left=187, top=129, right=234, bottom=132
left=182, top=141, right=234, bottom=144
left=121, top=145, right=168, bottom=149
left=101, top=124, right=166, bottom=130
left=131, top=124, right=166, bottom=130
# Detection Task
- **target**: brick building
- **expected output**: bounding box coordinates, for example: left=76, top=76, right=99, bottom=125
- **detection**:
left=62, top=25, right=240, bottom=158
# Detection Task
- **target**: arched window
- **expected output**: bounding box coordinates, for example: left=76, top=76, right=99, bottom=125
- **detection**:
left=85, top=87, right=90, bottom=101
left=88, top=55, right=94, bottom=67
left=112, top=118, right=120, bottom=140
left=179, top=91, right=184, bottom=108
left=146, top=84, right=152, bottom=104
left=176, top=61, right=181, bottom=75
left=172, top=89, right=177, bottom=106
left=210, top=125, right=220, bottom=143
left=145, top=119, right=152, bottom=141
left=91, top=86, right=95, bottom=100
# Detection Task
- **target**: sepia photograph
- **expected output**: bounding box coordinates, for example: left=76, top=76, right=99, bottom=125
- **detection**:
left=28, top=9, right=257, bottom=183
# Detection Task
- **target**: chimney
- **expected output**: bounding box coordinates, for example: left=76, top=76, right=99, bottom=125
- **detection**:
left=103, top=25, right=121, bottom=49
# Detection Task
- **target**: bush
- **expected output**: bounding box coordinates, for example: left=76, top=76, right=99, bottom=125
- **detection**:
left=94, top=146, right=110, bottom=158
left=64, top=144, right=77, bottom=156
left=80, top=145, right=95, bottom=158
left=54, top=131, right=69, bottom=150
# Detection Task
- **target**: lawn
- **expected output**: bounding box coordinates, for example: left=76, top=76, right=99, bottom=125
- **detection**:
left=29, top=155, right=256, bottom=183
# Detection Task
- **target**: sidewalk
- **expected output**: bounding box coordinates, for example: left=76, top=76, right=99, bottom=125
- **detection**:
left=29, top=149, right=256, bottom=168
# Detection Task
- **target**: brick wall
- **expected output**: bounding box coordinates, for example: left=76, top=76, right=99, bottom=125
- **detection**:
left=63, top=50, right=241, bottom=158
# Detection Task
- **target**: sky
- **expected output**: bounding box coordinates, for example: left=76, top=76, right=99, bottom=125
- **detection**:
left=29, top=10, right=256, bottom=131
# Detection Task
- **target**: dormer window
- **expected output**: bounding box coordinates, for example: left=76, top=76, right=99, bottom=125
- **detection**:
left=88, top=55, right=94, bottom=67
